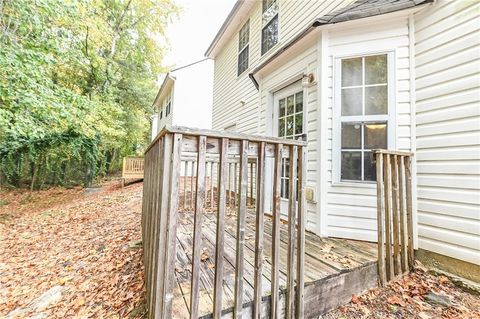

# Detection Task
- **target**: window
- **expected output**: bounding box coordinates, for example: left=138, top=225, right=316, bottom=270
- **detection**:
left=165, top=92, right=172, bottom=116
left=261, top=0, right=278, bottom=55
left=237, top=21, right=249, bottom=75
left=336, top=53, right=392, bottom=182
left=278, top=91, right=303, bottom=140
left=277, top=90, right=303, bottom=198
left=160, top=110, right=163, bottom=119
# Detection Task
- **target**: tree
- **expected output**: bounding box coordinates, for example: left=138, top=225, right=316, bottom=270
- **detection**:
left=0, top=0, right=178, bottom=188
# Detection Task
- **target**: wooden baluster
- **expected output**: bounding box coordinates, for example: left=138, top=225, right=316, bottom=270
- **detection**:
left=286, top=145, right=298, bottom=319
left=376, top=152, right=386, bottom=286
left=296, top=146, right=306, bottom=318
left=253, top=142, right=266, bottom=319
left=227, top=162, right=231, bottom=208
left=234, top=162, right=238, bottom=208
left=213, top=138, right=229, bottom=318
left=210, top=162, right=214, bottom=209
left=391, top=155, right=401, bottom=275
left=184, top=161, right=188, bottom=210
left=271, top=143, right=283, bottom=319
left=190, top=136, right=207, bottom=319
left=399, top=155, right=408, bottom=273
left=384, top=154, right=394, bottom=281
left=234, top=140, right=249, bottom=318
left=191, top=161, right=195, bottom=210
left=161, top=133, right=183, bottom=317
left=405, top=156, right=414, bottom=269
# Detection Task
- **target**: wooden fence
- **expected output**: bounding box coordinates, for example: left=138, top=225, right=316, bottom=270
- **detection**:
left=142, top=126, right=307, bottom=319
left=375, top=150, right=414, bottom=286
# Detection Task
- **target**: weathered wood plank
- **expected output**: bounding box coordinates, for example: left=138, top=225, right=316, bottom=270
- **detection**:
left=405, top=156, right=414, bottom=269
left=163, top=133, right=183, bottom=317
left=271, top=143, right=282, bottom=319
left=391, top=155, right=401, bottom=276
left=214, top=138, right=229, bottom=318
left=253, top=142, right=266, bottom=319
left=153, top=136, right=173, bottom=318
left=398, top=156, right=408, bottom=273
left=375, top=153, right=386, bottom=286
left=234, top=140, right=249, bottom=318
left=190, top=136, right=207, bottom=319
left=296, top=146, right=306, bottom=318
left=383, top=153, right=394, bottom=281
left=286, top=145, right=298, bottom=319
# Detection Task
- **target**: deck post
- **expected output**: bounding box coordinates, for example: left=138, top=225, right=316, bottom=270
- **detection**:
left=190, top=136, right=206, bottom=319
left=154, top=135, right=173, bottom=318
left=162, top=133, right=183, bottom=317
left=405, top=156, right=414, bottom=269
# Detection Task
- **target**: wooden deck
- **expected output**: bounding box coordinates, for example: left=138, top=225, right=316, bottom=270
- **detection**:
left=171, top=206, right=378, bottom=318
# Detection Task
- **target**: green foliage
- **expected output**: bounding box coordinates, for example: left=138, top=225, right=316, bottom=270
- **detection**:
left=0, top=0, right=178, bottom=188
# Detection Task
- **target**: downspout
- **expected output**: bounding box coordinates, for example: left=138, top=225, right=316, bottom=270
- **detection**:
left=249, top=73, right=259, bottom=90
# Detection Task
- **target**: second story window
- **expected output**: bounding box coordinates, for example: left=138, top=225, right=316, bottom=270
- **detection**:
left=165, top=92, right=172, bottom=116
left=261, top=0, right=278, bottom=55
left=237, top=20, right=249, bottom=75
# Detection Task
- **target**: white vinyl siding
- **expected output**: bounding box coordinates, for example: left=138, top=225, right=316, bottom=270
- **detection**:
left=212, top=0, right=356, bottom=135
left=326, top=16, right=412, bottom=242
left=414, top=0, right=480, bottom=265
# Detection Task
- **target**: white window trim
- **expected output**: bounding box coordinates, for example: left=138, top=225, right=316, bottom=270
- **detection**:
left=261, top=0, right=279, bottom=56
left=272, top=82, right=306, bottom=138
left=237, top=20, right=250, bottom=76
left=332, top=51, right=396, bottom=185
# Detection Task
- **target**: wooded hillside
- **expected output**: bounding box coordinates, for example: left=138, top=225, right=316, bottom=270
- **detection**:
left=0, top=0, right=178, bottom=189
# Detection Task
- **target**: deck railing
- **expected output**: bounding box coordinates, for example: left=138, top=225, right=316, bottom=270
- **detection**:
left=142, top=126, right=307, bottom=319
left=122, top=157, right=145, bottom=181
left=375, top=150, right=414, bottom=286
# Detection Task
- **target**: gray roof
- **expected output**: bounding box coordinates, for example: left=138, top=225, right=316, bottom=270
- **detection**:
left=314, top=0, right=432, bottom=25
left=250, top=0, right=432, bottom=84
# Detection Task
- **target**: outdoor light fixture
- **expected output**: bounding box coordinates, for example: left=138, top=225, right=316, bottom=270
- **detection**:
left=302, top=73, right=315, bottom=87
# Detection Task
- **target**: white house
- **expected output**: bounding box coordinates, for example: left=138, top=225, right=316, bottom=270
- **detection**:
left=206, top=0, right=480, bottom=274
left=151, top=58, right=213, bottom=139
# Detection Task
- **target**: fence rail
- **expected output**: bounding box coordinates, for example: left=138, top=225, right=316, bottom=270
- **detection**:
left=375, top=150, right=414, bottom=286
left=142, top=126, right=307, bottom=318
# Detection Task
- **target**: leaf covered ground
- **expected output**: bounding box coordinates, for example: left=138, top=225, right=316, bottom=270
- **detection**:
left=321, top=263, right=480, bottom=319
left=0, top=181, right=146, bottom=318
left=1, top=182, right=479, bottom=318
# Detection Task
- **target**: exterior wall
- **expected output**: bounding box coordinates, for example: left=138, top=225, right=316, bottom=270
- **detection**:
left=414, top=0, right=480, bottom=265
left=259, top=43, right=319, bottom=231
left=171, top=60, right=213, bottom=129
left=157, top=86, right=174, bottom=132
left=325, top=16, right=414, bottom=242
left=212, top=0, right=356, bottom=133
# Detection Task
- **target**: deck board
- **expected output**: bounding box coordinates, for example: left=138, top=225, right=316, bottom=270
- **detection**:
left=172, top=208, right=377, bottom=318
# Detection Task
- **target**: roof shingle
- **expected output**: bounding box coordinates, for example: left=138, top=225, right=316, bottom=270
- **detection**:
left=314, top=0, right=433, bottom=26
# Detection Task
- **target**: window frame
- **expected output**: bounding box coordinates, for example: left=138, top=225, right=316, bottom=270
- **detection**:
left=237, top=20, right=250, bottom=76
left=273, top=83, right=305, bottom=199
left=333, top=51, right=396, bottom=184
left=261, top=0, right=279, bottom=55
